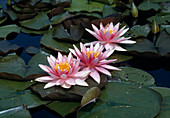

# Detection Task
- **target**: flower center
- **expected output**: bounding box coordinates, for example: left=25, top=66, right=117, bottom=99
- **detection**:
left=55, top=61, right=71, bottom=72
left=86, top=51, right=99, bottom=58
left=104, top=29, right=115, bottom=34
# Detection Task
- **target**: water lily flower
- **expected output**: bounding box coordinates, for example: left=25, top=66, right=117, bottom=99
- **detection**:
left=85, top=22, right=136, bottom=51
left=36, top=52, right=91, bottom=89
left=69, top=43, right=120, bottom=84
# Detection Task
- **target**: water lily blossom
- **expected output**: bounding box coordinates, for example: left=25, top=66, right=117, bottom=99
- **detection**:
left=69, top=43, right=120, bottom=84
left=85, top=22, right=136, bottom=51
left=36, top=52, right=91, bottom=89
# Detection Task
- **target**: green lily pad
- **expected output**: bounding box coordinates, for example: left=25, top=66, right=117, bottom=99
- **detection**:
left=4, top=9, right=18, bottom=21
left=129, top=24, right=151, bottom=38
left=52, top=24, right=84, bottom=42
left=50, top=11, right=72, bottom=25
left=147, top=14, right=170, bottom=25
left=0, top=90, right=49, bottom=111
left=25, top=46, right=40, bottom=56
left=160, top=25, right=170, bottom=34
left=0, top=25, right=20, bottom=39
left=0, top=51, right=50, bottom=80
left=0, top=40, right=22, bottom=55
left=151, top=87, right=170, bottom=118
left=19, top=12, right=50, bottom=30
left=31, top=75, right=107, bottom=100
left=138, top=1, right=161, bottom=11
left=102, top=5, right=117, bottom=18
left=77, top=82, right=162, bottom=118
left=124, top=38, right=157, bottom=53
left=47, top=101, right=80, bottom=117
left=20, top=27, right=46, bottom=35
left=91, top=0, right=114, bottom=4
left=111, top=67, right=155, bottom=86
left=41, top=28, right=78, bottom=53
left=66, top=0, right=104, bottom=12
left=0, top=105, right=32, bottom=118
left=155, top=30, right=170, bottom=55
left=0, top=78, right=34, bottom=99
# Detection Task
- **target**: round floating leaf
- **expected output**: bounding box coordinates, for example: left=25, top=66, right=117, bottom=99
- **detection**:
left=20, top=27, right=46, bottom=35
left=0, top=90, right=50, bottom=111
left=129, top=24, right=151, bottom=38
left=26, top=46, right=40, bottom=56
left=124, top=38, right=157, bottom=53
left=0, top=40, right=22, bottom=55
left=0, top=51, right=50, bottom=80
left=4, top=9, right=18, bottom=21
left=111, top=67, right=155, bottom=86
left=0, top=105, right=32, bottom=118
left=138, top=1, right=161, bottom=11
left=155, top=30, right=170, bottom=55
left=147, top=14, right=170, bottom=25
left=108, top=52, right=133, bottom=63
left=81, top=87, right=100, bottom=106
left=102, top=5, right=117, bottom=18
left=0, top=25, right=20, bottom=39
left=78, top=82, right=162, bottom=118
left=19, top=12, right=50, bottom=30
left=66, top=0, right=104, bottom=12
left=0, top=78, right=34, bottom=99
left=41, top=28, right=78, bottom=53
left=31, top=75, right=107, bottom=101
left=50, top=11, right=72, bottom=25
left=47, top=101, right=80, bottom=117
left=151, top=87, right=170, bottom=118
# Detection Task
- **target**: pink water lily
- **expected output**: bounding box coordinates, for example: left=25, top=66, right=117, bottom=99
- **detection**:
left=36, top=52, right=91, bottom=89
left=69, top=43, right=120, bottom=84
left=85, top=22, right=136, bottom=51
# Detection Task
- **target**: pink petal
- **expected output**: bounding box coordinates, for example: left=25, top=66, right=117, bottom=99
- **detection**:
left=35, top=76, right=54, bottom=82
left=73, top=70, right=91, bottom=78
left=69, top=48, right=77, bottom=57
left=90, top=58, right=99, bottom=65
left=67, top=52, right=73, bottom=63
left=55, top=79, right=65, bottom=85
left=57, top=52, right=63, bottom=62
left=85, top=28, right=103, bottom=41
left=90, top=43, right=94, bottom=51
left=75, top=79, right=88, bottom=86
left=104, top=43, right=114, bottom=50
left=90, top=69, right=100, bottom=83
left=47, top=56, right=56, bottom=68
left=100, top=22, right=104, bottom=30
left=109, top=22, right=114, bottom=30
left=95, top=66, right=111, bottom=76
left=92, top=24, right=100, bottom=35
left=112, top=23, right=120, bottom=33
left=44, top=80, right=57, bottom=89
left=100, top=65, right=121, bottom=70
left=105, top=31, right=112, bottom=41
left=94, top=43, right=100, bottom=52
left=102, top=49, right=114, bottom=60
left=119, top=40, right=136, bottom=44
left=65, top=78, right=76, bottom=85
left=39, top=64, right=55, bottom=74
left=61, top=83, right=71, bottom=89
left=112, top=44, right=127, bottom=51
left=84, top=41, right=99, bottom=47
left=98, top=59, right=117, bottom=65
left=73, top=44, right=82, bottom=57
left=80, top=42, right=87, bottom=52
left=61, top=74, right=67, bottom=79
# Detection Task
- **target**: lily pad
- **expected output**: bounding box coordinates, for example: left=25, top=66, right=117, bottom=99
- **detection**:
left=0, top=40, right=22, bottom=55
left=20, top=27, right=46, bottom=35
left=0, top=78, right=34, bottom=99
left=77, top=82, right=162, bottom=118
left=147, top=14, right=170, bottom=25
left=138, top=1, right=161, bottom=11
left=0, top=105, right=32, bottom=118
left=66, top=0, right=104, bottom=12
left=0, top=25, right=20, bottom=39
left=50, top=11, right=72, bottom=25
left=0, top=51, right=50, bottom=80
left=41, top=28, right=78, bottom=53
left=25, top=46, right=40, bottom=56
left=47, top=101, right=80, bottom=117
left=0, top=90, right=49, bottom=111
left=19, top=12, right=50, bottom=30
left=102, top=5, right=117, bottom=18
left=151, top=87, right=170, bottom=118
left=129, top=24, right=151, bottom=38
left=111, top=67, right=155, bottom=86
left=31, top=75, right=107, bottom=101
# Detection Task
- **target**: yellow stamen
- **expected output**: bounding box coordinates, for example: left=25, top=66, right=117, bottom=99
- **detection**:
left=55, top=61, right=71, bottom=72
left=86, top=51, right=99, bottom=58
left=104, top=29, right=115, bottom=34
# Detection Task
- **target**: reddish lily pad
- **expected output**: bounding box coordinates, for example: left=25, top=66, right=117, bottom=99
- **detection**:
left=31, top=75, right=107, bottom=101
